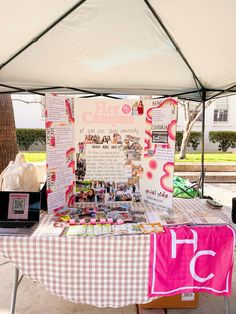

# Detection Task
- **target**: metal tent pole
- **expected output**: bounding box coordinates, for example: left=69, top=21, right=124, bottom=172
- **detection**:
left=224, top=296, right=230, bottom=314
left=10, top=267, right=24, bottom=314
left=201, top=90, right=206, bottom=198
left=10, top=267, right=19, bottom=314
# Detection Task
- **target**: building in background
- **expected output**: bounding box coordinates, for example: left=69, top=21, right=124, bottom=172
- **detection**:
left=177, top=96, right=236, bottom=152
left=12, top=95, right=236, bottom=152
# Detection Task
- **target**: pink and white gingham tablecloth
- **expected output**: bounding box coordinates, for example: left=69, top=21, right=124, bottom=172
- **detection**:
left=0, top=199, right=232, bottom=307
left=0, top=214, right=151, bottom=307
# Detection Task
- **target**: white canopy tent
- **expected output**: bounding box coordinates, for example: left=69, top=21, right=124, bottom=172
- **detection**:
left=1, top=0, right=236, bottom=195
left=0, top=0, right=236, bottom=100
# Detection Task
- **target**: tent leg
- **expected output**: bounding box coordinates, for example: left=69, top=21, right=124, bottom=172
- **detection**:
left=201, top=90, right=206, bottom=198
left=10, top=267, right=20, bottom=314
left=224, top=296, right=230, bottom=314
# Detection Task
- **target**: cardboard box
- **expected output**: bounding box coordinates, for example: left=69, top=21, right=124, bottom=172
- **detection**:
left=139, top=293, right=199, bottom=309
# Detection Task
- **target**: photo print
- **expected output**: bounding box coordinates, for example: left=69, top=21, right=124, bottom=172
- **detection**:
left=152, top=131, right=168, bottom=144
left=75, top=132, right=143, bottom=203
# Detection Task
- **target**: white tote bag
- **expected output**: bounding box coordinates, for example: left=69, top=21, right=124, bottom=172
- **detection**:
left=0, top=153, right=40, bottom=192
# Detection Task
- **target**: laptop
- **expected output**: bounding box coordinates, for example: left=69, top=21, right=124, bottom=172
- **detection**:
left=0, top=191, right=41, bottom=228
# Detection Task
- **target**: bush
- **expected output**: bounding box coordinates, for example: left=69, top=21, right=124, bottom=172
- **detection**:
left=175, top=131, right=201, bottom=151
left=188, top=131, right=202, bottom=150
left=209, top=131, right=236, bottom=152
left=16, top=128, right=46, bottom=151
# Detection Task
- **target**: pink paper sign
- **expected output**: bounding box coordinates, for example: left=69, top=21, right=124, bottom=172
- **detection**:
left=8, top=193, right=29, bottom=220
left=149, top=225, right=235, bottom=297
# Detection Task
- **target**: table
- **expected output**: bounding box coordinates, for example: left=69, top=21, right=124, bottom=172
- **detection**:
left=0, top=199, right=233, bottom=313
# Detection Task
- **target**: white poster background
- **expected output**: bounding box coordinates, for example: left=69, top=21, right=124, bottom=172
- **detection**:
left=152, top=105, right=172, bottom=129
left=46, top=96, right=176, bottom=211
left=84, top=144, right=127, bottom=181
left=46, top=95, right=67, bottom=122
left=74, top=98, right=177, bottom=210
left=74, top=99, right=145, bottom=202
left=47, top=190, right=65, bottom=211
left=45, top=94, right=75, bottom=213
left=47, top=148, right=66, bottom=169
left=140, top=100, right=177, bottom=210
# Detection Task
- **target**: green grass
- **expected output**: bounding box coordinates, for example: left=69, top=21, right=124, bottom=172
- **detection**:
left=175, top=152, right=236, bottom=163
left=22, top=151, right=236, bottom=163
left=22, top=152, right=46, bottom=162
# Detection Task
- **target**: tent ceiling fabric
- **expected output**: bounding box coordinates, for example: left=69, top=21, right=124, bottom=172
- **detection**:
left=151, top=0, right=236, bottom=91
left=0, top=0, right=236, bottom=101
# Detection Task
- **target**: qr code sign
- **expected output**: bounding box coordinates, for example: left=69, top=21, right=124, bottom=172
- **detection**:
left=8, top=193, right=29, bottom=220
left=13, top=199, right=25, bottom=213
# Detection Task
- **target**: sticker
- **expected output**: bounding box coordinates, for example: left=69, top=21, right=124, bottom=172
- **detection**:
left=148, top=149, right=154, bottom=156
left=137, top=100, right=144, bottom=115
left=132, top=102, right=138, bottom=116
left=181, top=293, right=195, bottom=301
left=66, top=225, right=87, bottom=236
left=122, top=104, right=131, bottom=114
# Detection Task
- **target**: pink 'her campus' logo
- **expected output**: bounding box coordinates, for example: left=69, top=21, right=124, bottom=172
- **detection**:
left=148, top=225, right=235, bottom=297
left=122, top=104, right=131, bottom=114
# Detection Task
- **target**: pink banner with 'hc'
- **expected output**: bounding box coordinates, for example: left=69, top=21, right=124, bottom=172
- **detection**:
left=148, top=225, right=235, bottom=297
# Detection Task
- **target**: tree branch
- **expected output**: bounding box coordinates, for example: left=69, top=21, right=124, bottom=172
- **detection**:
left=11, top=98, right=43, bottom=104
left=185, top=101, right=190, bottom=122
left=179, top=98, right=216, bottom=159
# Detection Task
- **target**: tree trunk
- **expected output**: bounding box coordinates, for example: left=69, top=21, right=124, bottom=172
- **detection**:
left=0, top=94, right=18, bottom=173
left=179, top=130, right=191, bottom=159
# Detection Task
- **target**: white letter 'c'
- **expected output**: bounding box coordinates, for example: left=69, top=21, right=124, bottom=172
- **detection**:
left=190, top=250, right=216, bottom=283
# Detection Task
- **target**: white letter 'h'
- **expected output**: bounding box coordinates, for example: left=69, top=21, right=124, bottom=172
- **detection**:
left=171, top=229, right=198, bottom=258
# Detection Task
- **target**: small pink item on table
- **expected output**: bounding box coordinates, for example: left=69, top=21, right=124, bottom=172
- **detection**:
left=69, top=219, right=76, bottom=225
left=79, top=218, right=86, bottom=225
left=117, top=219, right=124, bottom=225
left=90, top=218, right=96, bottom=225
left=100, top=218, right=106, bottom=224
left=107, top=218, right=113, bottom=224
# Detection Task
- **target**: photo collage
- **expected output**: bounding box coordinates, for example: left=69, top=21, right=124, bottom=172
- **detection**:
left=75, top=133, right=144, bottom=203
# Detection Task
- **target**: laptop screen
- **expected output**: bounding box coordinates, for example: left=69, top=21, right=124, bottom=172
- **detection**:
left=0, top=191, right=41, bottom=222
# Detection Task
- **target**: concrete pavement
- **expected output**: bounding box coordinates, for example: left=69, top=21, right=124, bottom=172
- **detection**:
left=204, top=183, right=236, bottom=207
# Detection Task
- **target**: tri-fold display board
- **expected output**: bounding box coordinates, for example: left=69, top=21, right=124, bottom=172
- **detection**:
left=45, top=95, right=177, bottom=213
